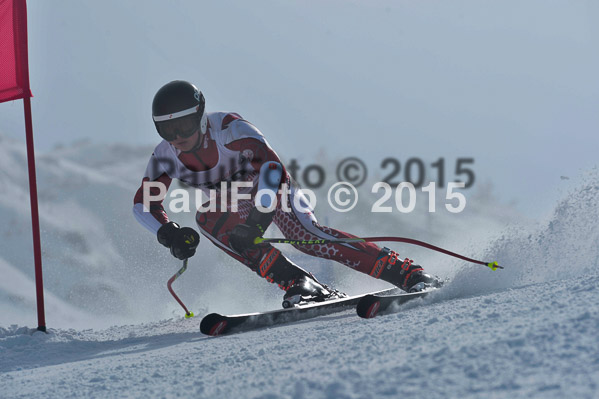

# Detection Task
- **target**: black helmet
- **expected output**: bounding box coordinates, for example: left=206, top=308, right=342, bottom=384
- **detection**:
left=152, top=80, right=206, bottom=141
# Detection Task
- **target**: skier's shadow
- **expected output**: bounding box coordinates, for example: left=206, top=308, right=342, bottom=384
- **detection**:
left=0, top=325, right=211, bottom=373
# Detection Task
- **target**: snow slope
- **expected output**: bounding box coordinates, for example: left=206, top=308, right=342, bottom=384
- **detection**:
left=1, top=136, right=598, bottom=397
left=1, top=273, right=597, bottom=398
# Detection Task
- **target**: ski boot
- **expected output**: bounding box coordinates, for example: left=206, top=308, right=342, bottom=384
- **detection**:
left=253, top=247, right=346, bottom=308
left=282, top=274, right=346, bottom=308
left=404, top=270, right=443, bottom=293
left=370, top=247, right=442, bottom=293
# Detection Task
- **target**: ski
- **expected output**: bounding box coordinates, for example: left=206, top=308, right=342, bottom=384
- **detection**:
left=356, top=289, right=436, bottom=319
left=200, top=288, right=396, bottom=336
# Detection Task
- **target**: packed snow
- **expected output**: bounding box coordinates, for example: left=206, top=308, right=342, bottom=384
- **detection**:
left=2, top=273, right=598, bottom=399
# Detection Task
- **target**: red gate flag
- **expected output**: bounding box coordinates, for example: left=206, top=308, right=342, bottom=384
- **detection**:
left=0, top=0, right=33, bottom=102
left=0, top=0, right=46, bottom=332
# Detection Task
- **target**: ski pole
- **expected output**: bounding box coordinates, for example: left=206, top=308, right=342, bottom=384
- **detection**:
left=254, top=236, right=503, bottom=271
left=167, top=258, right=194, bottom=318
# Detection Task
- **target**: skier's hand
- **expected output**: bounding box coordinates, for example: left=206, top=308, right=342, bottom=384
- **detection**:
left=157, top=222, right=200, bottom=260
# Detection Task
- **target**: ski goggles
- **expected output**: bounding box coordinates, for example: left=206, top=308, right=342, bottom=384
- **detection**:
left=154, top=112, right=202, bottom=142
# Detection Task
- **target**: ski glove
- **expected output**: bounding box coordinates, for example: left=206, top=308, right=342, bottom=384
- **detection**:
left=230, top=208, right=274, bottom=253
left=157, top=222, right=200, bottom=260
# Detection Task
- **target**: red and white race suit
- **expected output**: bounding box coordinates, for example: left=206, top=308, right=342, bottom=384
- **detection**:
left=133, top=112, right=396, bottom=287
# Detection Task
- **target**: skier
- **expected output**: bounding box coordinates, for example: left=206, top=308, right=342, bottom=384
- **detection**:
left=133, top=80, right=440, bottom=304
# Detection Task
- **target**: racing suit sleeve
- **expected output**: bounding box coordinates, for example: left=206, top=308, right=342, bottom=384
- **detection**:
left=222, top=115, right=288, bottom=194
left=226, top=136, right=287, bottom=195
left=132, top=152, right=173, bottom=234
